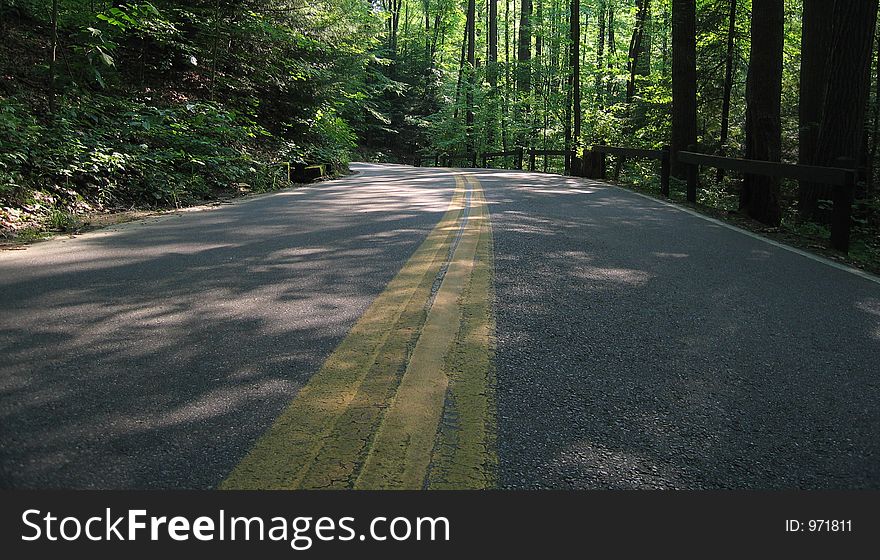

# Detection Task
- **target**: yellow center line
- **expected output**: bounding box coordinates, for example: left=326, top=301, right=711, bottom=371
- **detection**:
left=354, top=177, right=488, bottom=489
left=220, top=171, right=496, bottom=490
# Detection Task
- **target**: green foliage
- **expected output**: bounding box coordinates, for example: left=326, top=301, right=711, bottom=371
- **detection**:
left=0, top=0, right=383, bottom=235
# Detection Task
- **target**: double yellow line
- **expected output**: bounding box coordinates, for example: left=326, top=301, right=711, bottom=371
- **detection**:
left=221, top=173, right=496, bottom=490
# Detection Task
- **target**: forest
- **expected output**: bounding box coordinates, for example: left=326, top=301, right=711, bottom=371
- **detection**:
left=0, top=1, right=878, bottom=268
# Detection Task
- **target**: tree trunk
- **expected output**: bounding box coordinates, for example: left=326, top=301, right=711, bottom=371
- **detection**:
left=571, top=0, right=580, bottom=144
left=671, top=0, right=697, bottom=178
left=517, top=0, right=532, bottom=93
left=797, top=0, right=836, bottom=217
left=595, top=0, right=606, bottom=107
left=606, top=1, right=616, bottom=100
left=49, top=0, right=59, bottom=115
left=503, top=0, right=511, bottom=150
left=517, top=0, right=532, bottom=144
left=626, top=0, right=649, bottom=103
left=390, top=0, right=402, bottom=57
left=869, top=18, right=880, bottom=195
left=486, top=0, right=498, bottom=149
left=424, top=0, right=431, bottom=63
left=717, top=0, right=737, bottom=182
left=569, top=0, right=581, bottom=172
left=453, top=19, right=468, bottom=121
left=467, top=0, right=476, bottom=154
left=660, top=0, right=669, bottom=75
left=489, top=0, right=498, bottom=88
left=740, top=0, right=783, bottom=226
left=804, top=0, right=879, bottom=222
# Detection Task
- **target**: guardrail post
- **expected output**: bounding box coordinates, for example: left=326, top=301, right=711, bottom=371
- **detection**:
left=832, top=158, right=855, bottom=253
left=293, top=163, right=306, bottom=183
left=660, top=145, right=671, bottom=197
left=529, top=147, right=537, bottom=172
left=583, top=147, right=595, bottom=178
left=613, top=156, right=624, bottom=181
left=686, top=145, right=698, bottom=203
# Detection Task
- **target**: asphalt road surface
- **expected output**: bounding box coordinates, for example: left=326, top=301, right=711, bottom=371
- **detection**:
left=1, top=163, right=878, bottom=489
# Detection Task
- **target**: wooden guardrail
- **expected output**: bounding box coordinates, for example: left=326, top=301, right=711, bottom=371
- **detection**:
left=677, top=149, right=857, bottom=251
left=438, top=153, right=478, bottom=168
left=588, top=144, right=671, bottom=197
left=409, top=143, right=857, bottom=253
left=482, top=149, right=523, bottom=169
left=526, top=148, right=570, bottom=172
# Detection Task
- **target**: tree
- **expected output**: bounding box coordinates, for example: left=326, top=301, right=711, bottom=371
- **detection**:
left=571, top=0, right=581, bottom=149
left=517, top=0, right=533, bottom=144
left=716, top=0, right=737, bottom=181
left=797, top=0, right=836, bottom=217
left=671, top=0, right=696, bottom=178
left=802, top=0, right=879, bottom=221
left=466, top=0, right=476, bottom=155
left=487, top=0, right=499, bottom=148
left=740, top=0, right=783, bottom=225
left=626, top=0, right=650, bottom=103
left=48, top=0, right=59, bottom=115
left=595, top=0, right=607, bottom=107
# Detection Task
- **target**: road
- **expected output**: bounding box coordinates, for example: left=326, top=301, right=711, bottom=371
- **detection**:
left=1, top=163, right=878, bottom=489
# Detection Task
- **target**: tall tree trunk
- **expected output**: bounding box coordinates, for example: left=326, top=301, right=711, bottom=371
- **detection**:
left=639, top=0, right=652, bottom=75
left=517, top=0, right=532, bottom=144
left=606, top=1, right=616, bottom=100
left=740, top=0, right=783, bottom=226
left=869, top=18, right=880, bottom=195
left=568, top=0, right=581, bottom=172
left=489, top=0, right=498, bottom=88
left=717, top=0, right=737, bottom=182
left=49, top=0, right=59, bottom=115
left=803, top=0, right=879, bottom=222
left=571, top=0, right=580, bottom=144
left=626, top=0, right=649, bottom=103
left=660, top=0, right=669, bottom=76
left=595, top=0, right=606, bottom=107
left=533, top=0, right=543, bottom=139
left=453, top=20, right=468, bottom=121
left=424, top=0, right=431, bottom=63
left=504, top=0, right=511, bottom=150
left=488, top=0, right=499, bottom=148
left=467, top=0, right=476, bottom=154
left=671, top=0, right=697, bottom=177
left=390, top=0, right=402, bottom=57
left=582, top=11, right=589, bottom=70
left=431, top=13, right=442, bottom=63
left=797, top=0, right=836, bottom=217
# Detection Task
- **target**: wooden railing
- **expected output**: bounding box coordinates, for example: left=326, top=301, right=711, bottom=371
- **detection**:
left=589, top=144, right=671, bottom=197
left=677, top=150, right=857, bottom=251
left=482, top=149, right=523, bottom=169
left=412, top=144, right=858, bottom=252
